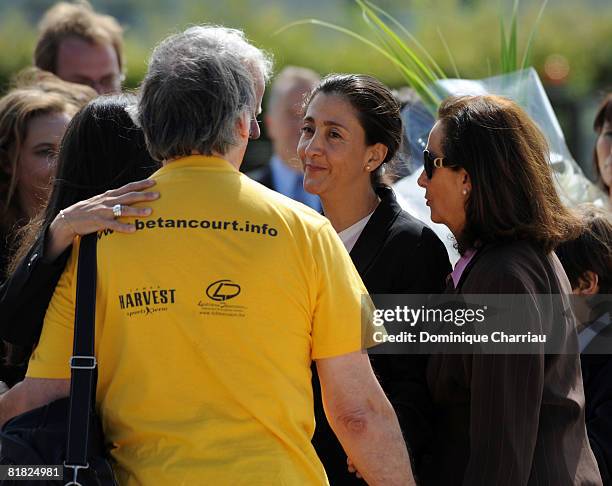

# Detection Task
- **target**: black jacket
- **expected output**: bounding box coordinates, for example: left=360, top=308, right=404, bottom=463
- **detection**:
left=0, top=230, right=70, bottom=385
left=581, top=311, right=612, bottom=486
left=312, top=186, right=451, bottom=485
left=422, top=240, right=602, bottom=486
left=245, top=164, right=273, bottom=190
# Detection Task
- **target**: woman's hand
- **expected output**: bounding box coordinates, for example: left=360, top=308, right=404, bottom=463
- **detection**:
left=46, top=179, right=160, bottom=260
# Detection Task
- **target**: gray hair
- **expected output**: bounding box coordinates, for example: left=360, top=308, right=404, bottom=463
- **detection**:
left=267, top=66, right=319, bottom=112
left=194, top=25, right=274, bottom=83
left=137, top=25, right=273, bottom=161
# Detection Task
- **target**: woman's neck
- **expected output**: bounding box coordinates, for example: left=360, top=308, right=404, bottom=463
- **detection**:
left=321, top=185, right=380, bottom=233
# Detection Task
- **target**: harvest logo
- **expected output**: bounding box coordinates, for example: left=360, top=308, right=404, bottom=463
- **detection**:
left=118, top=287, right=176, bottom=317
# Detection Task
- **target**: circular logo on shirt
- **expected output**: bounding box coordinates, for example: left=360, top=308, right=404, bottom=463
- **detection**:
left=206, top=279, right=241, bottom=302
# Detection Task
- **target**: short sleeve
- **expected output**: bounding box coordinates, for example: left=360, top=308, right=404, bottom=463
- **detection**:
left=310, top=222, right=374, bottom=359
left=26, top=242, right=79, bottom=379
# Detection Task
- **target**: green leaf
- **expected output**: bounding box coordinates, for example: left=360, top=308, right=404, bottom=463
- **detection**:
left=357, top=0, right=438, bottom=84
left=500, top=16, right=508, bottom=72
left=274, top=18, right=442, bottom=112
left=508, top=0, right=520, bottom=72
left=437, top=27, right=460, bottom=78
left=521, top=0, right=548, bottom=70
left=359, top=0, right=447, bottom=79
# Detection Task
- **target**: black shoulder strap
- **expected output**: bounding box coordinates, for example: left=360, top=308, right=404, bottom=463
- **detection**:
left=65, top=233, right=98, bottom=467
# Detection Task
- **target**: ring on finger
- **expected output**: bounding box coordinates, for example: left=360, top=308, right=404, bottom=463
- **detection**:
left=112, top=204, right=123, bottom=218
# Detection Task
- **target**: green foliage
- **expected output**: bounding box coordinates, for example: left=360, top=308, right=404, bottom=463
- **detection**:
left=0, top=8, right=36, bottom=91
left=410, top=1, right=610, bottom=96
left=276, top=0, right=553, bottom=112
left=0, top=0, right=609, bottom=98
left=276, top=0, right=448, bottom=113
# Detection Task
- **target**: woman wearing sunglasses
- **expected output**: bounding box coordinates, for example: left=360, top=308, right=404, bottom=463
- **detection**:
left=298, top=73, right=451, bottom=484
left=416, top=95, right=602, bottom=485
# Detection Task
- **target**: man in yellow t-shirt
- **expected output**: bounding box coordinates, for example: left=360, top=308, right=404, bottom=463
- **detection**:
left=0, top=26, right=415, bottom=486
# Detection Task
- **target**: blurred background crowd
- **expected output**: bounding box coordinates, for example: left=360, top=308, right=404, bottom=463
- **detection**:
left=0, top=0, right=611, bottom=176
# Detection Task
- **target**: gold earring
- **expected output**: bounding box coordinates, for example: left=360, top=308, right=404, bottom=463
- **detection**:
left=366, top=165, right=371, bottom=171
left=462, top=188, right=468, bottom=195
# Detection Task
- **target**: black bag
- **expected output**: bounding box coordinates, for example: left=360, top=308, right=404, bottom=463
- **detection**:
left=0, top=234, right=117, bottom=485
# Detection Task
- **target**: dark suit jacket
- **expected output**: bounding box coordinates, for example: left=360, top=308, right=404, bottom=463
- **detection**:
left=581, top=311, right=612, bottom=486
left=312, top=186, right=451, bottom=485
left=0, top=229, right=69, bottom=385
left=245, top=165, right=273, bottom=190
left=421, top=240, right=603, bottom=486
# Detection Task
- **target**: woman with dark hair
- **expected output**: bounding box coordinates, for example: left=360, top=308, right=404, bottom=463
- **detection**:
left=416, top=95, right=602, bottom=485
left=0, top=93, right=159, bottom=387
left=593, top=94, right=612, bottom=205
left=298, top=74, right=451, bottom=483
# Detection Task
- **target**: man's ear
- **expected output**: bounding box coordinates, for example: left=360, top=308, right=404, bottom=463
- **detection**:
left=236, top=112, right=250, bottom=140
left=575, top=271, right=599, bottom=295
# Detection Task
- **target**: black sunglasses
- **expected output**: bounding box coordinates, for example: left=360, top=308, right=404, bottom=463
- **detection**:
left=423, top=149, right=458, bottom=179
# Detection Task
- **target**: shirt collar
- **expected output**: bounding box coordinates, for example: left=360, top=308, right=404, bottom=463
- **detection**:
left=153, top=155, right=238, bottom=177
left=338, top=210, right=376, bottom=253
left=450, top=247, right=477, bottom=288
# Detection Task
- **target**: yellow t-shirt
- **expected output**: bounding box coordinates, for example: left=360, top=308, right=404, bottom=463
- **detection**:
left=27, top=155, right=371, bottom=485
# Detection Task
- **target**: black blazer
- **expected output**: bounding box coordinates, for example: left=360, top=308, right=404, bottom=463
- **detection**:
left=581, top=311, right=612, bottom=486
left=422, top=240, right=603, bottom=486
left=312, top=186, right=451, bottom=485
left=0, top=230, right=70, bottom=385
left=245, top=164, right=273, bottom=190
